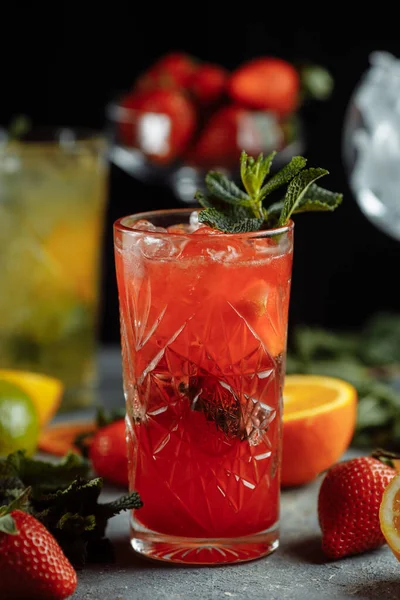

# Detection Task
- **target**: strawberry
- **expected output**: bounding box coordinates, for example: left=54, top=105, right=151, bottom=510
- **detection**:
left=135, top=51, right=197, bottom=91
left=89, top=419, right=129, bottom=488
left=117, top=88, right=197, bottom=164
left=0, top=508, right=77, bottom=600
left=189, top=63, right=228, bottom=105
left=186, top=104, right=283, bottom=169
left=318, top=456, right=396, bottom=559
left=227, top=57, right=300, bottom=116
left=186, top=105, right=245, bottom=168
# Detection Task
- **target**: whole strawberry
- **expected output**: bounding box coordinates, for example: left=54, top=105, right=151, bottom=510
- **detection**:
left=318, top=456, right=396, bottom=559
left=89, top=419, right=128, bottom=488
left=0, top=507, right=77, bottom=600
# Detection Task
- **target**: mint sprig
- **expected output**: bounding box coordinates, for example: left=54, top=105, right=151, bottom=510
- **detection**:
left=195, top=150, right=342, bottom=233
left=0, top=450, right=142, bottom=568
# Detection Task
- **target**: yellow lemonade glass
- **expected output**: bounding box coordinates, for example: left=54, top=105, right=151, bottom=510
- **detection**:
left=0, top=127, right=108, bottom=410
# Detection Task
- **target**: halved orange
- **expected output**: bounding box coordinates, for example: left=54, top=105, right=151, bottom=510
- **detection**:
left=281, top=374, right=358, bottom=487
left=379, top=473, right=400, bottom=560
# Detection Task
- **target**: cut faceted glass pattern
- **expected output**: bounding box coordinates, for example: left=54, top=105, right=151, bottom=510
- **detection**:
left=115, top=215, right=293, bottom=562
left=122, top=297, right=282, bottom=538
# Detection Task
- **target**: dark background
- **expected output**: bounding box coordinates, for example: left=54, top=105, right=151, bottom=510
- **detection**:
left=2, top=8, right=400, bottom=344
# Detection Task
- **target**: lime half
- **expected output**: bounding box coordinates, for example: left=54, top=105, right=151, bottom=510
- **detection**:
left=0, top=379, right=39, bottom=456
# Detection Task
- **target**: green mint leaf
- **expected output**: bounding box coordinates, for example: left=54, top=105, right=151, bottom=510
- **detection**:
left=0, top=451, right=143, bottom=568
left=260, top=156, right=307, bottom=198
left=292, top=183, right=343, bottom=213
left=198, top=207, right=263, bottom=233
left=41, top=477, right=103, bottom=510
left=356, top=393, right=392, bottom=430
left=360, top=312, right=400, bottom=366
left=278, top=168, right=328, bottom=225
left=240, top=150, right=276, bottom=199
left=205, top=171, right=251, bottom=205
left=195, top=191, right=218, bottom=210
left=56, top=512, right=97, bottom=534
left=194, top=150, right=342, bottom=233
left=0, top=513, right=18, bottom=535
left=292, top=326, right=359, bottom=363
left=3, top=450, right=90, bottom=496
left=294, top=359, right=368, bottom=388
left=100, top=491, right=143, bottom=518
left=30, top=476, right=142, bottom=568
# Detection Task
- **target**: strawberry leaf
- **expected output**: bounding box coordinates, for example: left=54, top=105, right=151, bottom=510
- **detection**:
left=278, top=168, right=329, bottom=225
left=1, top=487, right=31, bottom=514
left=0, top=513, right=17, bottom=535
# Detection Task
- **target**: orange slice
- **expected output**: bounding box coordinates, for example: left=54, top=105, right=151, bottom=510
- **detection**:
left=379, top=473, right=400, bottom=560
left=39, top=420, right=96, bottom=456
left=281, top=374, right=358, bottom=487
left=0, top=369, right=63, bottom=428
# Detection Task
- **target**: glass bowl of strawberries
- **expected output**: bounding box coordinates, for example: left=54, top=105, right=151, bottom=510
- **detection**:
left=107, top=52, right=332, bottom=203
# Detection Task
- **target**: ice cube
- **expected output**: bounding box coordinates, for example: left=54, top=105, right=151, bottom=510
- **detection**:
left=130, top=219, right=167, bottom=233
left=189, top=210, right=200, bottom=231
left=138, top=234, right=188, bottom=260
left=206, top=243, right=241, bottom=262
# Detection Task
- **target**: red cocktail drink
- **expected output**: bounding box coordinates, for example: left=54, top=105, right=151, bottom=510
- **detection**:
left=114, top=209, right=293, bottom=564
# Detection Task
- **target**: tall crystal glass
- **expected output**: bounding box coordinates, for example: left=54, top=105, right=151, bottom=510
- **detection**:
left=0, top=128, right=108, bottom=410
left=114, top=209, right=293, bottom=564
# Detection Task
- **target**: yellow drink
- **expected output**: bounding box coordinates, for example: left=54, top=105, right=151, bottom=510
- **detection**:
left=0, top=130, right=108, bottom=410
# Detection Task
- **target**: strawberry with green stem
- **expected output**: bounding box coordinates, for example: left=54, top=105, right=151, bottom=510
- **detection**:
left=318, top=452, right=398, bottom=559
left=0, top=489, right=77, bottom=600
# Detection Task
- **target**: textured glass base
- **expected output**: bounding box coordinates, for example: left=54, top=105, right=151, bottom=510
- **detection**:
left=130, top=519, right=279, bottom=565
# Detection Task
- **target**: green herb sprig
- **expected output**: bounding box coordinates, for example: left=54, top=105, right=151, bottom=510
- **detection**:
left=195, top=150, right=343, bottom=233
left=286, top=312, right=400, bottom=450
left=0, top=450, right=142, bottom=568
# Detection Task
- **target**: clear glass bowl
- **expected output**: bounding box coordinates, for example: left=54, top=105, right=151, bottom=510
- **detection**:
left=107, top=97, right=305, bottom=204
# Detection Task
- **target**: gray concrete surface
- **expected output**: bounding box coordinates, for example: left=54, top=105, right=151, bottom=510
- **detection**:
left=69, top=347, right=400, bottom=600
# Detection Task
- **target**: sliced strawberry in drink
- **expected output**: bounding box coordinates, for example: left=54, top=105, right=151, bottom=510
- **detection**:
left=233, top=268, right=291, bottom=359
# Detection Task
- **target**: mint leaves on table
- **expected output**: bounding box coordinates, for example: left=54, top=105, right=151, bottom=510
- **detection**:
left=286, top=312, right=400, bottom=450
left=195, top=150, right=343, bottom=233
left=0, top=450, right=142, bottom=568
